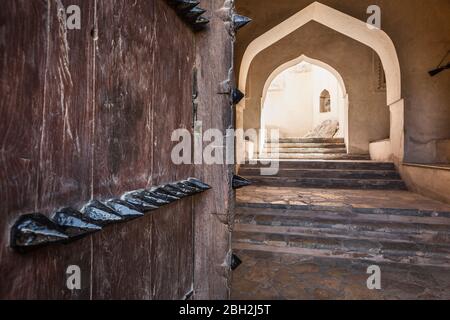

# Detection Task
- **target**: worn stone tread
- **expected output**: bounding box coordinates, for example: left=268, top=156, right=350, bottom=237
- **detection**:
left=260, top=153, right=370, bottom=160
left=245, top=175, right=407, bottom=190
left=264, top=142, right=346, bottom=149
left=263, top=147, right=348, bottom=154
left=234, top=223, right=450, bottom=245
left=234, top=224, right=450, bottom=251
left=266, top=138, right=345, bottom=144
left=236, top=207, right=450, bottom=226
left=240, top=161, right=396, bottom=170
left=239, top=168, right=401, bottom=180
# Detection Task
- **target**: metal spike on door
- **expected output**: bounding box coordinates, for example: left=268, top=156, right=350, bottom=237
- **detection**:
left=10, top=214, right=69, bottom=252
left=172, top=0, right=200, bottom=12
left=123, top=190, right=170, bottom=207
left=231, top=253, right=243, bottom=270
left=187, top=178, right=212, bottom=191
left=192, top=16, right=210, bottom=31
left=166, top=0, right=209, bottom=31
left=104, top=199, right=145, bottom=220
left=232, top=14, right=252, bottom=31
left=81, top=200, right=124, bottom=226
left=232, top=88, right=245, bottom=104
left=52, top=207, right=102, bottom=239
left=233, top=175, right=252, bottom=189
left=184, top=7, right=207, bottom=22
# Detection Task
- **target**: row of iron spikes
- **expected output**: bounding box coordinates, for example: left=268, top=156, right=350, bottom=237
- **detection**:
left=10, top=178, right=211, bottom=253
left=230, top=7, right=252, bottom=192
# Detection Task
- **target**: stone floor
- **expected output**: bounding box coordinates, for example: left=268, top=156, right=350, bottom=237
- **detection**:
left=236, top=186, right=450, bottom=213
left=232, top=186, right=450, bottom=300
left=231, top=250, right=450, bottom=300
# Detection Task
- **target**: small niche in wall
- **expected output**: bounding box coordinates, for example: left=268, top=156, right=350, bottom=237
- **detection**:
left=320, top=89, right=331, bottom=113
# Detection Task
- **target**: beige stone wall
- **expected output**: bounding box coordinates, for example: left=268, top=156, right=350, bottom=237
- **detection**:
left=401, top=165, right=450, bottom=205
left=236, top=0, right=450, bottom=163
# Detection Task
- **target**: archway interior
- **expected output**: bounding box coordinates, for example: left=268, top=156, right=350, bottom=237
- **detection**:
left=261, top=61, right=347, bottom=149
left=238, top=2, right=403, bottom=164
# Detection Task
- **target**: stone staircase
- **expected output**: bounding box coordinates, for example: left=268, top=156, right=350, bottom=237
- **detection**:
left=233, top=202, right=450, bottom=268
left=260, top=138, right=369, bottom=160
left=233, top=142, right=450, bottom=298
left=239, top=161, right=407, bottom=190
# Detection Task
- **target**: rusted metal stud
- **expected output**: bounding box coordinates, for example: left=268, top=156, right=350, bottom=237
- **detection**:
left=184, top=7, right=206, bottom=22
left=232, top=14, right=252, bottom=31
left=172, top=0, right=200, bottom=12
left=232, top=88, right=245, bottom=104
left=81, top=200, right=123, bottom=226
left=192, top=16, right=210, bottom=31
left=232, top=175, right=252, bottom=189
left=52, top=207, right=102, bottom=239
left=11, top=214, right=69, bottom=252
left=187, top=178, right=211, bottom=191
left=105, top=199, right=146, bottom=219
left=231, top=254, right=242, bottom=271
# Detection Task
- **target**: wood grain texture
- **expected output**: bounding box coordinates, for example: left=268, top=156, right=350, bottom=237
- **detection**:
left=91, top=0, right=195, bottom=300
left=193, top=0, right=234, bottom=300
left=0, top=0, right=94, bottom=299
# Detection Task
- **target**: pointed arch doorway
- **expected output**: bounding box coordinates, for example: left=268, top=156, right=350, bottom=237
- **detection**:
left=259, top=55, right=349, bottom=158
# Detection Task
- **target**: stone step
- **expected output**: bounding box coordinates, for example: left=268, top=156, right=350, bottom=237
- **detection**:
left=262, top=147, right=348, bottom=154
left=264, top=142, right=346, bottom=149
left=241, top=161, right=396, bottom=171
left=233, top=223, right=450, bottom=267
left=232, top=242, right=450, bottom=268
left=260, top=153, right=370, bottom=160
left=266, top=138, right=345, bottom=144
left=233, top=226, right=450, bottom=255
left=243, top=175, right=407, bottom=190
left=236, top=204, right=450, bottom=219
left=239, top=168, right=401, bottom=180
left=236, top=206, right=450, bottom=233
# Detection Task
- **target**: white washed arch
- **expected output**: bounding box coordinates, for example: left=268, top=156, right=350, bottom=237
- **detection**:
left=238, top=1, right=402, bottom=107
left=237, top=1, right=404, bottom=163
